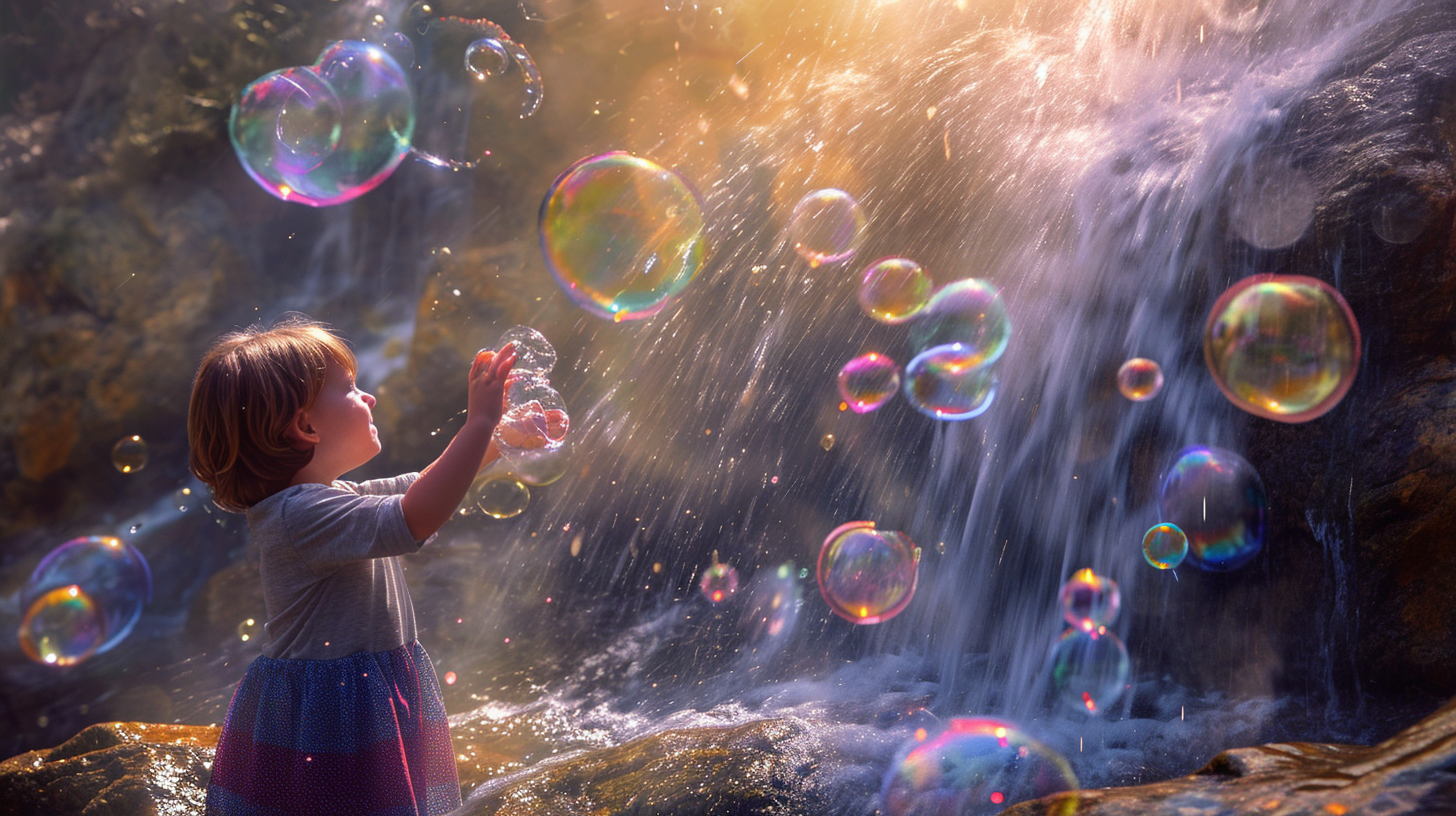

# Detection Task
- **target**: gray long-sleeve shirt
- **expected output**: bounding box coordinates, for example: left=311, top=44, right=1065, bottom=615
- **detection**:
left=247, top=473, right=430, bottom=661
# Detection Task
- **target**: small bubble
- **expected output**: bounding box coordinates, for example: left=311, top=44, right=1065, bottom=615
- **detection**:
left=112, top=435, right=148, bottom=474
left=820, top=433, right=835, bottom=451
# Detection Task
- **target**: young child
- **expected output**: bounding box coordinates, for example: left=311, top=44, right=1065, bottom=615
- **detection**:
left=188, top=315, right=517, bottom=816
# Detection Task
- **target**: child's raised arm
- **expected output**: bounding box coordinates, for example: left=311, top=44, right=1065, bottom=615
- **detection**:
left=400, top=344, right=517, bottom=540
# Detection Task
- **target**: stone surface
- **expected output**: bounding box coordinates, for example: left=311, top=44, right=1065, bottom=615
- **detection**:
left=0, top=721, right=215, bottom=816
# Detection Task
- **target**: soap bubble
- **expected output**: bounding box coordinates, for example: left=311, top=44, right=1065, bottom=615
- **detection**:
left=908, top=279, right=1011, bottom=368
left=231, top=41, right=415, bottom=206
left=1227, top=161, right=1317, bottom=250
left=470, top=473, right=530, bottom=519
left=881, top=717, right=1079, bottom=816
left=1116, top=358, right=1164, bottom=402
left=837, top=353, right=900, bottom=414
left=1142, top=523, right=1188, bottom=570
left=111, top=435, right=148, bottom=474
left=859, top=257, right=932, bottom=324
left=1157, top=445, right=1267, bottom=571
left=18, top=585, right=105, bottom=667
left=817, top=521, right=921, bottom=624
left=1372, top=187, right=1432, bottom=244
left=496, top=374, right=569, bottom=458
left=789, top=188, right=866, bottom=266
left=495, top=325, right=556, bottom=376
left=236, top=617, right=262, bottom=643
left=367, top=29, right=416, bottom=70
left=737, top=563, right=802, bottom=660
left=465, top=38, right=511, bottom=78
left=1203, top=274, right=1360, bottom=422
left=699, top=562, right=740, bottom=603
left=1058, top=568, right=1120, bottom=629
left=820, top=433, right=836, bottom=451
left=1049, top=625, right=1130, bottom=715
left=23, top=536, right=152, bottom=655
left=903, top=345, right=998, bottom=420
left=540, top=152, right=707, bottom=322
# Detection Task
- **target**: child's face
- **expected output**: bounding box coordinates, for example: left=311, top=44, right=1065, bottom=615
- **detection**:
left=307, top=358, right=381, bottom=475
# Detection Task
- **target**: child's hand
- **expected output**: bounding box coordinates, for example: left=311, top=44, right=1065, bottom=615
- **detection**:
left=468, top=343, right=516, bottom=428
left=495, top=400, right=570, bottom=450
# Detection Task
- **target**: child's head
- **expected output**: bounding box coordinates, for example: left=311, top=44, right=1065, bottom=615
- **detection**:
left=188, top=315, right=357, bottom=512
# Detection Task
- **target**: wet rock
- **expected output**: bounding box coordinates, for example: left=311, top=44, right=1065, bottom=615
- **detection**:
left=461, top=717, right=826, bottom=816
left=0, top=721, right=215, bottom=816
left=1006, top=695, right=1456, bottom=816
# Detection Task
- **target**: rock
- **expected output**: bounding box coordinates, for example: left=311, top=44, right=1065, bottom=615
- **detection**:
left=1005, top=695, right=1456, bottom=816
left=461, top=717, right=825, bottom=816
left=0, top=721, right=215, bottom=816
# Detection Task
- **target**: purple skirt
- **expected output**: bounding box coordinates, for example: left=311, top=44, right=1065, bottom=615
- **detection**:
left=205, top=641, right=461, bottom=816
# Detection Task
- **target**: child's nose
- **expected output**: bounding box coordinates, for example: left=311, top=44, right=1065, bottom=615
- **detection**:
left=363, top=391, right=377, bottom=408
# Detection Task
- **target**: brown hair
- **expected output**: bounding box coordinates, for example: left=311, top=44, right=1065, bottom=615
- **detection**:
left=188, top=315, right=357, bottom=512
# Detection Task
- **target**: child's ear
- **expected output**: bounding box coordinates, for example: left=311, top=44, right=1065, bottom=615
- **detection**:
left=284, top=408, right=319, bottom=449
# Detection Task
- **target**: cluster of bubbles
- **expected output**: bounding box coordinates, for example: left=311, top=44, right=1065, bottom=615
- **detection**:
left=902, top=279, right=1010, bottom=419
left=231, top=40, right=415, bottom=206
left=540, top=152, right=708, bottom=322
left=232, top=8, right=545, bottom=201
left=789, top=189, right=868, bottom=267
left=1157, top=446, right=1267, bottom=571
left=1204, top=274, right=1360, bottom=422
left=1115, top=358, right=1164, bottom=402
left=461, top=326, right=570, bottom=519
left=1046, top=569, right=1128, bottom=715
left=816, top=521, right=921, bottom=624
left=18, top=536, right=153, bottom=667
left=880, top=718, right=1079, bottom=816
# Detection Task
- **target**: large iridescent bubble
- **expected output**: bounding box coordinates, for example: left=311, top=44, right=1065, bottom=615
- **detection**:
left=909, top=279, right=1011, bottom=368
left=837, top=353, right=900, bottom=414
left=789, top=188, right=866, bottom=266
left=540, top=152, right=707, bottom=322
left=817, top=521, right=920, bottom=624
left=1049, top=626, right=1130, bottom=715
left=903, top=345, right=998, bottom=420
left=1157, top=446, right=1267, bottom=571
left=881, top=718, right=1079, bottom=816
left=1058, top=568, right=1120, bottom=629
left=859, top=257, right=931, bottom=324
left=1204, top=275, right=1360, bottom=422
left=22, top=535, right=152, bottom=656
left=231, top=41, right=415, bottom=206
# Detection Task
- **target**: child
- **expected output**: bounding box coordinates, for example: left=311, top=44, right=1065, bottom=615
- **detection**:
left=188, top=315, right=517, bottom=816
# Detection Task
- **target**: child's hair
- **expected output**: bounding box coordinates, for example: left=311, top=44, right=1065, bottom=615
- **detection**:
left=188, top=314, right=358, bottom=512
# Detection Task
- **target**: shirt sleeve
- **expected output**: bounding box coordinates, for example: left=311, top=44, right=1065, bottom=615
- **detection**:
left=280, top=478, right=425, bottom=572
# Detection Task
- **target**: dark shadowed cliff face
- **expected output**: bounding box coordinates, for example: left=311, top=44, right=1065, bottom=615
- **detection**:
left=3, top=0, right=1456, bottom=805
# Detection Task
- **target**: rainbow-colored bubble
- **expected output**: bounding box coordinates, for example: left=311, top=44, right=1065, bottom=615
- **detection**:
left=859, top=258, right=932, bottom=324
left=1049, top=625, right=1130, bottom=716
left=909, top=279, right=1011, bottom=368
left=111, top=435, right=148, bottom=474
left=881, top=718, right=1079, bottom=816
left=540, top=152, right=706, bottom=322
left=1116, top=358, right=1164, bottom=402
left=1058, top=568, right=1120, bottom=629
left=1157, top=446, right=1267, bottom=571
left=903, top=345, right=998, bottom=420
left=19, top=585, right=106, bottom=667
left=22, top=535, right=151, bottom=658
left=231, top=40, right=415, bottom=206
left=789, top=188, right=866, bottom=266
left=1142, top=523, right=1188, bottom=570
left=817, top=521, right=920, bottom=624
left=700, top=562, right=740, bottom=603
left=1204, top=275, right=1360, bottom=422
left=838, top=353, right=901, bottom=414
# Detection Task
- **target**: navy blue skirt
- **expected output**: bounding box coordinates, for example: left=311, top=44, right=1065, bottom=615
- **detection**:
left=205, top=641, right=461, bottom=816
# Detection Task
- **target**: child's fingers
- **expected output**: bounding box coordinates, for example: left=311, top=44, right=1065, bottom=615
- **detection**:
left=472, top=349, right=495, bottom=380
left=489, top=345, right=518, bottom=380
